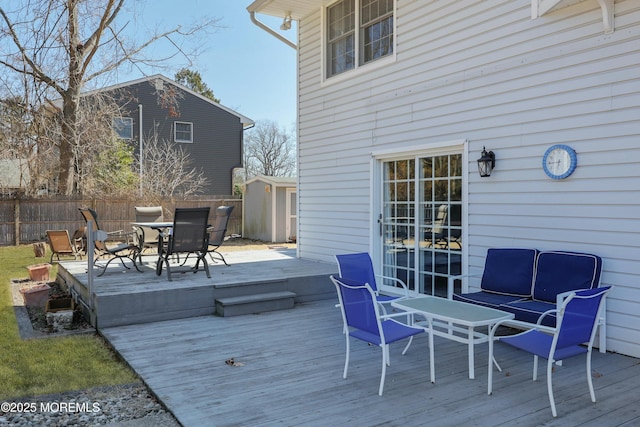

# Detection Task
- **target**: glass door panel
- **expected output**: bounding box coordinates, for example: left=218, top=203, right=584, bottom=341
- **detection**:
left=382, top=152, right=462, bottom=297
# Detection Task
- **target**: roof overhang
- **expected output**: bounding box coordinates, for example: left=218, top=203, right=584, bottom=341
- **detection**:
left=48, top=74, right=254, bottom=128
left=247, top=0, right=327, bottom=21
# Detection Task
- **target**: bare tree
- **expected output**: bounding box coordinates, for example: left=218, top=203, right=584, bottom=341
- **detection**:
left=138, top=126, right=208, bottom=198
left=244, top=120, right=296, bottom=179
left=0, top=1, right=218, bottom=194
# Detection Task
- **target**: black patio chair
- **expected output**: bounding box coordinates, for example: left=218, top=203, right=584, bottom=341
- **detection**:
left=206, top=205, right=234, bottom=265
left=78, top=207, right=141, bottom=276
left=156, top=207, right=211, bottom=281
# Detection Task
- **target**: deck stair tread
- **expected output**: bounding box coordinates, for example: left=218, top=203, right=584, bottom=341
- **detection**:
left=216, top=291, right=296, bottom=305
left=215, top=291, right=296, bottom=317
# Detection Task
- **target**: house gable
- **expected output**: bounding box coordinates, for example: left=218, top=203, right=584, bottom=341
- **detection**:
left=101, top=75, right=253, bottom=195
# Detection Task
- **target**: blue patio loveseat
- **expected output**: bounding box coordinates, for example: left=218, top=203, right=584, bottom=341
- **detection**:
left=447, top=248, right=607, bottom=352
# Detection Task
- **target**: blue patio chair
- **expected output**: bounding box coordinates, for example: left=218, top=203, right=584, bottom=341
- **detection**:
left=330, top=275, right=424, bottom=396
left=335, top=252, right=409, bottom=310
left=488, top=286, right=612, bottom=417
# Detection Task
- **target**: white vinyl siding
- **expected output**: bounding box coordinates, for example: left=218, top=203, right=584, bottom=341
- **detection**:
left=296, top=0, right=640, bottom=358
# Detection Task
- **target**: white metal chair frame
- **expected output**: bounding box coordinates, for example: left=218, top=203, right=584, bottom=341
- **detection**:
left=488, top=286, right=612, bottom=417
left=331, top=275, right=424, bottom=396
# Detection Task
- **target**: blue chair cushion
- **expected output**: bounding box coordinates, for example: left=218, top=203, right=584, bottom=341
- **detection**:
left=532, top=251, right=602, bottom=303
left=480, top=248, right=537, bottom=297
left=500, top=300, right=557, bottom=326
left=454, top=291, right=526, bottom=310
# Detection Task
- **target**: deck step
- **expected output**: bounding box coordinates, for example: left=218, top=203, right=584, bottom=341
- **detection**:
left=215, top=291, right=296, bottom=317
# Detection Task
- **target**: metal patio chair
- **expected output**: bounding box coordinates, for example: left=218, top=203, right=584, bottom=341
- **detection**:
left=330, top=275, right=424, bottom=396
left=156, top=207, right=211, bottom=281
left=206, top=205, right=234, bottom=265
left=488, top=286, right=613, bottom=417
left=78, top=208, right=141, bottom=276
left=46, top=229, right=83, bottom=262
left=133, top=206, right=164, bottom=261
left=335, top=252, right=410, bottom=311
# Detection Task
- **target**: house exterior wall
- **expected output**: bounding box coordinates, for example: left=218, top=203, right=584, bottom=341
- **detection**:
left=111, top=78, right=244, bottom=195
left=295, top=1, right=640, bottom=357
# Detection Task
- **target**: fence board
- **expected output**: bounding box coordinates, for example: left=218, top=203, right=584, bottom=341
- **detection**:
left=0, top=196, right=242, bottom=246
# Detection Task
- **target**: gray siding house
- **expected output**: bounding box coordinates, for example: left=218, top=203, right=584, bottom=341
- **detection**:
left=248, top=0, right=640, bottom=359
left=100, top=74, right=253, bottom=195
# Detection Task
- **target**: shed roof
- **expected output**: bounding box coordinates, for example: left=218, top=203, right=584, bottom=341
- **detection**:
left=246, top=175, right=296, bottom=187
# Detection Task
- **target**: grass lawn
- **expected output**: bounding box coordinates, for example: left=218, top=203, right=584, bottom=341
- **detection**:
left=0, top=245, right=137, bottom=400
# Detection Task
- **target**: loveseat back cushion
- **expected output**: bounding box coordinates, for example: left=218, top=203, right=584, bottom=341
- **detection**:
left=480, top=248, right=537, bottom=297
left=532, top=251, right=602, bottom=302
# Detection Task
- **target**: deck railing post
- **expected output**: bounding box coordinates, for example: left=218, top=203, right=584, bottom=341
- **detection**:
left=85, top=221, right=107, bottom=310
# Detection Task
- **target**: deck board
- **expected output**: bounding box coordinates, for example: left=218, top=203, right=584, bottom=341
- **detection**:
left=101, top=301, right=640, bottom=427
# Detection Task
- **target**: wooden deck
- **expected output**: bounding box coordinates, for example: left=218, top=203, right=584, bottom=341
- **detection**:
left=101, top=300, right=640, bottom=427
left=56, top=248, right=336, bottom=328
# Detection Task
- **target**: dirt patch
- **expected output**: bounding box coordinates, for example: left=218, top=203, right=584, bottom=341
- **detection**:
left=12, top=279, right=93, bottom=338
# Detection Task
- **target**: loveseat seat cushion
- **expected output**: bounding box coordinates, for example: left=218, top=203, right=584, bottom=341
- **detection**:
left=480, top=248, right=537, bottom=297
left=532, top=251, right=602, bottom=303
left=454, top=291, right=525, bottom=309
left=499, top=300, right=557, bottom=326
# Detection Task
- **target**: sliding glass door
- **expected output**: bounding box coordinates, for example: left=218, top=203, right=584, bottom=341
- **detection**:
left=380, top=152, right=463, bottom=296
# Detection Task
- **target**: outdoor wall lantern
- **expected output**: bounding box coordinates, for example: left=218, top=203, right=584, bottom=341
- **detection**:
left=477, top=147, right=496, bottom=177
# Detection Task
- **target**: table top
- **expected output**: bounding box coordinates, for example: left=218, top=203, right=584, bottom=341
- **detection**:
left=131, top=222, right=173, bottom=229
left=391, top=295, right=514, bottom=326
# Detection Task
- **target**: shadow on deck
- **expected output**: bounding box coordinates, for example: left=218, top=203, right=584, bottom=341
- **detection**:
left=56, top=248, right=337, bottom=329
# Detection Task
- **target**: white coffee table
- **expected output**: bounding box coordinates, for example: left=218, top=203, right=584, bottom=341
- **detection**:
left=391, top=296, right=514, bottom=382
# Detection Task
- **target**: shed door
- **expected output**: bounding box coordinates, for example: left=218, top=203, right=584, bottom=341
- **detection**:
left=379, top=152, right=463, bottom=296
left=286, top=188, right=297, bottom=242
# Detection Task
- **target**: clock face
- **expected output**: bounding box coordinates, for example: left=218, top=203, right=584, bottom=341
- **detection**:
left=542, top=145, right=577, bottom=179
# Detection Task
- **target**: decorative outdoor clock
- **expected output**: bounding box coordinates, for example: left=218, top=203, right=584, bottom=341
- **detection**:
left=542, top=145, right=577, bottom=179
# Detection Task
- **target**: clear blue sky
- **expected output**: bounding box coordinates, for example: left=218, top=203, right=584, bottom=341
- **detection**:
left=112, top=1, right=297, bottom=129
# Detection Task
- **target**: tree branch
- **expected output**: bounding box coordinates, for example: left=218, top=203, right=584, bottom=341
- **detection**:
left=0, top=7, right=64, bottom=94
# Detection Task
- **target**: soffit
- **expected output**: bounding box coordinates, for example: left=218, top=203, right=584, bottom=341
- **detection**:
left=247, top=0, right=328, bottom=20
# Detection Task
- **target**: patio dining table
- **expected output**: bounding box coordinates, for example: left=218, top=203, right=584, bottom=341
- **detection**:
left=130, top=222, right=174, bottom=260
left=131, top=221, right=174, bottom=230
left=391, top=295, right=514, bottom=383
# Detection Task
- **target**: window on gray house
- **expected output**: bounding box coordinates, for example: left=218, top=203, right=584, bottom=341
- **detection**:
left=174, top=121, right=193, bottom=143
left=113, top=117, right=133, bottom=140
left=327, top=0, right=394, bottom=78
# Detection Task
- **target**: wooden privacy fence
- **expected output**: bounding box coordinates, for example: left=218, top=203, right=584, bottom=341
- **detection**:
left=0, top=196, right=242, bottom=246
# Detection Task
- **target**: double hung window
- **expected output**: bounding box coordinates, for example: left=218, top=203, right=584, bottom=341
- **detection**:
left=174, top=121, right=193, bottom=143
left=113, top=117, right=133, bottom=140
left=326, top=0, right=394, bottom=78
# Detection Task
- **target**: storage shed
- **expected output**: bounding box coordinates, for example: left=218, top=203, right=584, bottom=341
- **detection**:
left=243, top=175, right=296, bottom=243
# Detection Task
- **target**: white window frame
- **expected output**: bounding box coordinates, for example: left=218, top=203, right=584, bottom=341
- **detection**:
left=174, top=121, right=193, bottom=143
left=322, top=0, right=397, bottom=84
left=113, top=117, right=133, bottom=140
left=370, top=139, right=469, bottom=297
